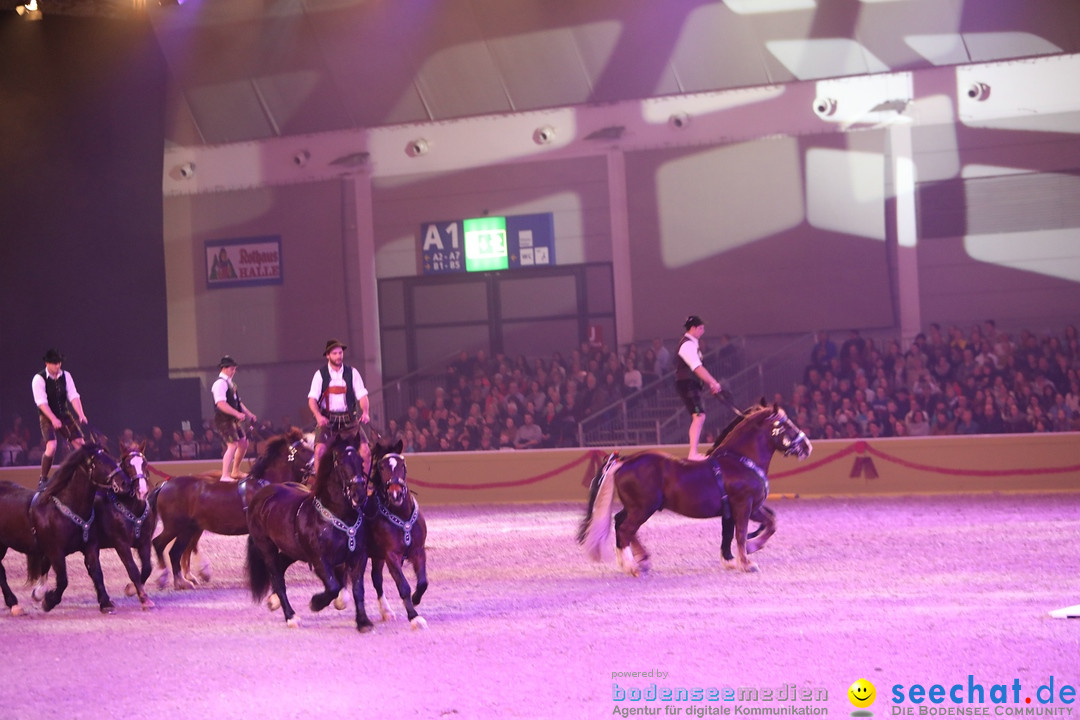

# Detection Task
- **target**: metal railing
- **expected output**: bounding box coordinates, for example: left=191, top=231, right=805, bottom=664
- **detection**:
left=576, top=333, right=815, bottom=447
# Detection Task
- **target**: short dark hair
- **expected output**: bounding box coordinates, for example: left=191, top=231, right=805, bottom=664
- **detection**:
left=684, top=315, right=704, bottom=331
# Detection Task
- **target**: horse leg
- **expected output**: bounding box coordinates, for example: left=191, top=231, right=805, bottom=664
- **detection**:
left=0, top=550, right=22, bottom=616
left=186, top=530, right=211, bottom=583
left=410, top=548, right=428, bottom=607
left=151, top=525, right=174, bottom=589
left=385, top=552, right=425, bottom=629
left=729, top=503, right=758, bottom=573
left=720, top=516, right=737, bottom=569
left=83, top=545, right=116, bottom=613
left=260, top=549, right=298, bottom=627
left=370, top=559, right=394, bottom=620
left=137, top=533, right=154, bottom=587
left=30, top=556, right=49, bottom=602
left=169, top=525, right=198, bottom=590
left=351, top=554, right=374, bottom=633
left=614, top=507, right=656, bottom=577
left=42, top=555, right=67, bottom=612
left=745, top=505, right=777, bottom=554
left=332, top=565, right=348, bottom=610
left=307, top=557, right=343, bottom=613
left=266, top=554, right=294, bottom=612
left=116, top=543, right=154, bottom=610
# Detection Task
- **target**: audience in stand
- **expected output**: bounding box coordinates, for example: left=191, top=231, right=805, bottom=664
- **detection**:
left=1, top=321, right=1076, bottom=466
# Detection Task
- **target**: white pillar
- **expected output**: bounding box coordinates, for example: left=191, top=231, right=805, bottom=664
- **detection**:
left=344, top=174, right=384, bottom=423
left=889, top=123, right=921, bottom=347
left=607, top=149, right=634, bottom=346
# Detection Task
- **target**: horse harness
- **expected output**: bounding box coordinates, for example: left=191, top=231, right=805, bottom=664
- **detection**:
left=107, top=491, right=151, bottom=539
left=312, top=496, right=364, bottom=552
left=39, top=448, right=128, bottom=543
left=709, top=450, right=771, bottom=520
left=377, top=496, right=419, bottom=547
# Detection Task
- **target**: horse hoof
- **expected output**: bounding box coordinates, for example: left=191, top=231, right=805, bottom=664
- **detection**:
left=357, top=622, right=375, bottom=634
left=10, top=604, right=23, bottom=617
left=156, top=573, right=170, bottom=590
left=721, top=558, right=738, bottom=570
left=198, top=568, right=212, bottom=583
left=410, top=616, right=428, bottom=630
left=124, top=583, right=137, bottom=597
left=100, top=603, right=116, bottom=615
left=31, top=587, right=45, bottom=603
left=140, top=598, right=155, bottom=610
left=333, top=596, right=347, bottom=611
left=286, top=617, right=300, bottom=629
left=742, top=563, right=760, bottom=573
left=267, top=594, right=281, bottom=611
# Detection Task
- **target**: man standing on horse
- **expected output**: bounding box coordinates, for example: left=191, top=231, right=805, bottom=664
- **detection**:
left=31, top=348, right=89, bottom=490
left=307, top=339, right=371, bottom=474
left=212, top=355, right=257, bottom=481
left=675, top=316, right=724, bottom=461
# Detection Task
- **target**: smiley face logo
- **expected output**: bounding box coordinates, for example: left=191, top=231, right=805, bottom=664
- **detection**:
left=848, top=679, right=876, bottom=709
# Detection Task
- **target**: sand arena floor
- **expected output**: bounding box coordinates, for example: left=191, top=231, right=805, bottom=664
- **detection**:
left=2, top=493, right=1079, bottom=720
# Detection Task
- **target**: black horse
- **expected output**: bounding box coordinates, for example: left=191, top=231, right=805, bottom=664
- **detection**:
left=578, top=403, right=812, bottom=574
left=0, top=481, right=48, bottom=616
left=151, top=430, right=313, bottom=590
left=245, top=441, right=374, bottom=630
left=27, top=444, right=133, bottom=613
left=94, top=444, right=156, bottom=609
left=368, top=440, right=429, bottom=629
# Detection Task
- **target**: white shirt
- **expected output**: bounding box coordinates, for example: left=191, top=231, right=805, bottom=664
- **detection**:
left=31, top=368, right=80, bottom=408
left=677, top=333, right=703, bottom=372
left=211, top=373, right=234, bottom=406
left=308, top=363, right=368, bottom=413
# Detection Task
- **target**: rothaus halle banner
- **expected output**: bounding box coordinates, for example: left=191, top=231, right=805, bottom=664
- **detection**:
left=205, top=236, right=283, bottom=289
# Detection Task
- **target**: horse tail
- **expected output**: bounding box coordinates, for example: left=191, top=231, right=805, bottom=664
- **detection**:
left=25, top=551, right=47, bottom=585
left=245, top=536, right=271, bottom=602
left=577, top=453, right=620, bottom=561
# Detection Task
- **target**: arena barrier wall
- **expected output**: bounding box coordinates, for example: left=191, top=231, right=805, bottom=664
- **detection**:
left=2, top=433, right=1077, bottom=503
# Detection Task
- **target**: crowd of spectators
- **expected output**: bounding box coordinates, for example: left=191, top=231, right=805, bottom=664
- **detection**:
left=381, top=340, right=686, bottom=453
left=3, top=320, right=1076, bottom=465
left=790, top=321, right=1080, bottom=441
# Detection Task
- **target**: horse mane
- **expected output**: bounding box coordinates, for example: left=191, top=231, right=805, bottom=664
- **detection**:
left=39, top=443, right=99, bottom=498
left=311, top=436, right=354, bottom=496
left=248, top=429, right=304, bottom=478
left=706, top=404, right=770, bottom=455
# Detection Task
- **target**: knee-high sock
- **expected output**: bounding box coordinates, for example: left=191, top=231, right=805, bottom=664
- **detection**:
left=221, top=445, right=236, bottom=481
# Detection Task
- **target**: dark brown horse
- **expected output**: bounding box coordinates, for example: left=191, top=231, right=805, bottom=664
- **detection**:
left=0, top=481, right=48, bottom=616
left=94, top=445, right=156, bottom=609
left=150, top=430, right=313, bottom=590
left=368, top=440, right=429, bottom=629
left=27, top=444, right=133, bottom=613
left=245, top=441, right=373, bottom=630
left=578, top=403, right=812, bottom=575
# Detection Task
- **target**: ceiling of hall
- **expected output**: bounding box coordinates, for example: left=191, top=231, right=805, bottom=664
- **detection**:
left=38, top=0, right=1080, bottom=147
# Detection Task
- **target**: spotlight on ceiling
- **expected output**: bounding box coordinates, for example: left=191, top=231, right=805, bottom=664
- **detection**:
left=406, top=139, right=430, bottom=157
left=966, top=82, right=991, bottom=102
left=669, top=112, right=691, bottom=129
left=533, top=126, right=556, bottom=145
left=178, top=162, right=196, bottom=179
left=293, top=150, right=310, bottom=167
left=812, top=97, right=838, bottom=118
left=15, top=1, right=42, bottom=20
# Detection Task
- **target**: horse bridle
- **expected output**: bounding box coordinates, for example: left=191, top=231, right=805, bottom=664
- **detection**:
left=376, top=453, right=408, bottom=505
left=87, top=447, right=131, bottom=494
left=770, top=413, right=809, bottom=457
left=374, top=452, right=418, bottom=546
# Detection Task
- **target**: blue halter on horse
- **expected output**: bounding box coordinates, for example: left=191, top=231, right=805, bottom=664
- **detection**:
left=578, top=402, right=812, bottom=575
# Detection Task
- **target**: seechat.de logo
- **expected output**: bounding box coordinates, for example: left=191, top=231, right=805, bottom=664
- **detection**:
left=849, top=678, right=877, bottom=716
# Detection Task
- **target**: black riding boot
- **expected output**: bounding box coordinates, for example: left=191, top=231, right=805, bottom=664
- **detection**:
left=38, top=454, right=53, bottom=492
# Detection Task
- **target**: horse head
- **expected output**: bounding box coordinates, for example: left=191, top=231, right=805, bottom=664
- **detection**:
left=372, top=440, right=408, bottom=508
left=319, top=443, right=367, bottom=511
left=714, top=402, right=812, bottom=463
left=767, top=404, right=812, bottom=460
left=83, top=444, right=133, bottom=497
left=120, top=442, right=151, bottom=501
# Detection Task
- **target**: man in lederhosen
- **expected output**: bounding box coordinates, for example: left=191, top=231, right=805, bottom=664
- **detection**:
left=31, top=348, right=89, bottom=490
left=307, top=339, right=371, bottom=474
left=675, top=316, right=724, bottom=461
left=211, top=355, right=257, bottom=482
